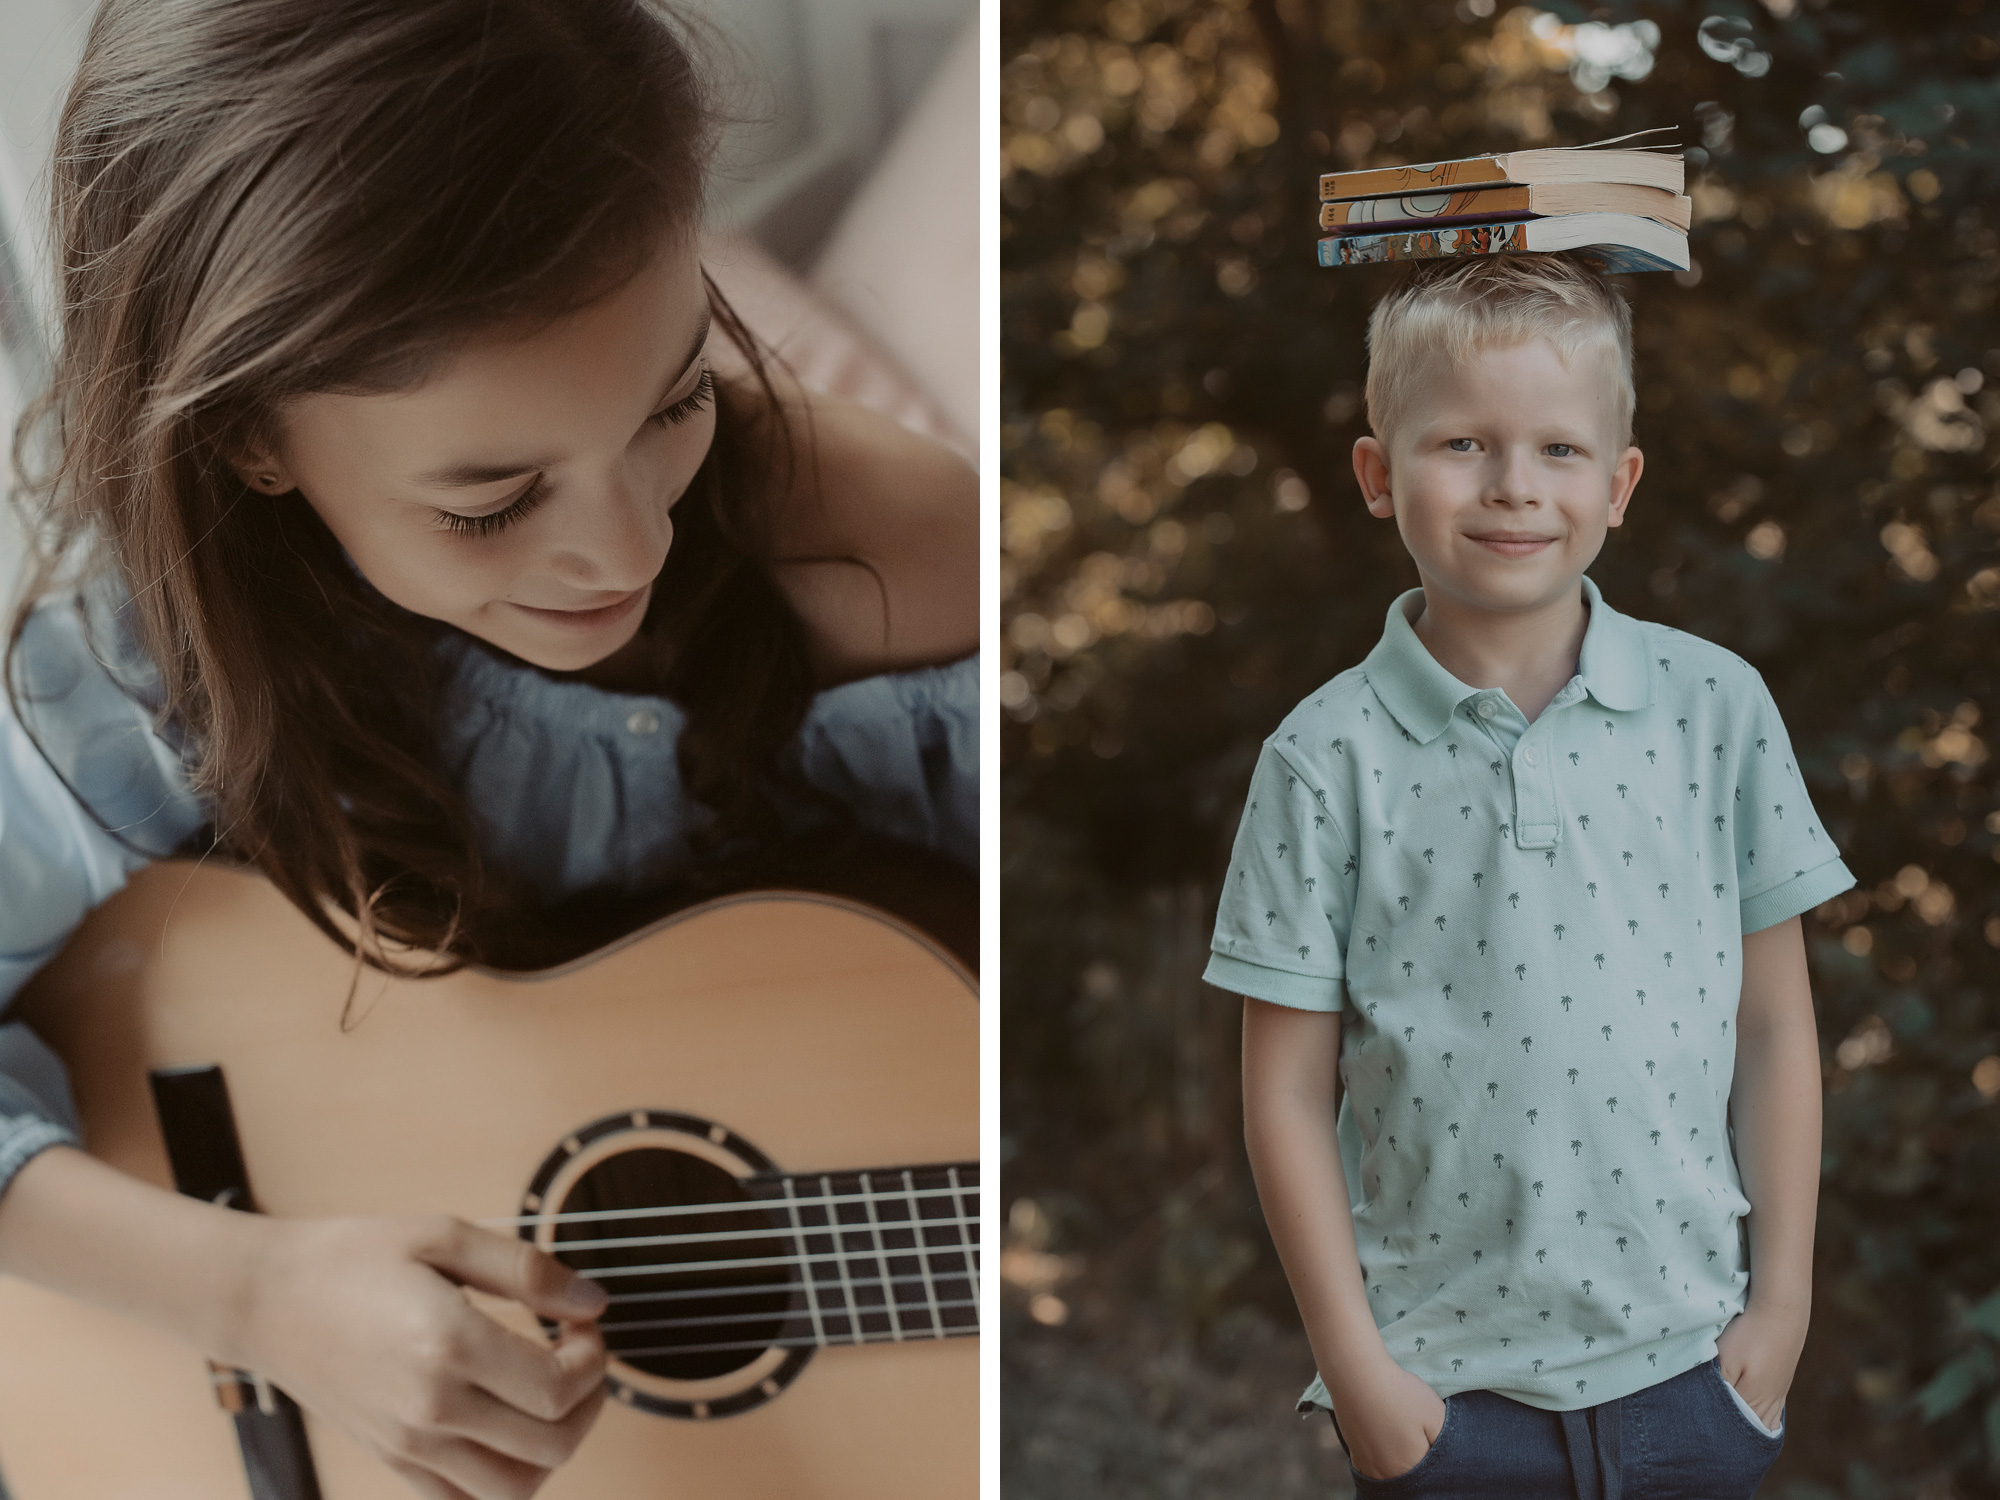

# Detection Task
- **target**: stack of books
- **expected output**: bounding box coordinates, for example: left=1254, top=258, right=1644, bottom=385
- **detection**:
left=1316, top=131, right=1690, bottom=274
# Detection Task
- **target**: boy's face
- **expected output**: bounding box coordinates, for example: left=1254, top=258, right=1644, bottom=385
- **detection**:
left=1353, top=336, right=1642, bottom=619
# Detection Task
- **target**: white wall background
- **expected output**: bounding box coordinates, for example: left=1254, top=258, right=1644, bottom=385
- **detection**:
left=0, top=0, right=973, bottom=614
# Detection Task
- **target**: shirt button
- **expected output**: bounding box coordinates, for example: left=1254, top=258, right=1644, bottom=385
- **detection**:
left=626, top=709, right=660, bottom=736
left=1524, top=747, right=1540, bottom=767
left=1477, top=701, right=1496, bottom=720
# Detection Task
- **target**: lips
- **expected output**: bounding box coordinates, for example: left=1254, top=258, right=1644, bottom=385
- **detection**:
left=509, top=585, right=649, bottom=630
left=1469, top=533, right=1559, bottom=556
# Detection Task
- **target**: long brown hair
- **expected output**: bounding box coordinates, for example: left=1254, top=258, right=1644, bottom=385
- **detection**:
left=6, top=0, right=821, bottom=970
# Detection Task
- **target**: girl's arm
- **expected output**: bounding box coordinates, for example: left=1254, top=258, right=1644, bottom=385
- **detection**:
left=1241, top=997, right=1446, bottom=1481
left=1719, top=913, right=1820, bottom=1429
left=0, top=1145, right=608, bottom=1500
left=762, top=390, right=979, bottom=686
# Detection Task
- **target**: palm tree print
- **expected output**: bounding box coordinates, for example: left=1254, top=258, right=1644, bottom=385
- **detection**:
left=1622, top=851, right=1634, bottom=866
left=1374, top=769, right=1383, bottom=784
left=1435, top=916, right=1447, bottom=932
left=1402, top=960, right=1415, bottom=976
left=1520, top=1036, right=1533, bottom=1053
left=1448, top=1121, right=1460, bottom=1137
left=1576, top=1210, right=1588, bottom=1225
left=1276, top=843, right=1289, bottom=860
left=1663, top=951, right=1673, bottom=968
left=1460, top=804, right=1472, bottom=819
left=1298, top=945, right=1311, bottom=960
left=1534, top=1359, right=1545, bottom=1374
left=1636, top=989, right=1646, bottom=1005
left=1526, top=1108, right=1538, bottom=1124
left=1264, top=910, right=1277, bottom=926
left=1577, top=816, right=1590, bottom=831
left=1616, top=783, right=1628, bottom=798
left=1581, top=1277, right=1593, bottom=1294
left=1414, top=1337, right=1426, bottom=1353
left=1515, top=963, right=1527, bottom=981
left=1411, top=783, right=1423, bottom=799
left=1404, top=1026, right=1415, bottom=1042
left=1413, top=1096, right=1423, bottom=1111
left=1601, top=1025, right=1612, bottom=1041
left=1594, top=953, right=1605, bottom=969
left=1535, top=1243, right=1547, bottom=1257
left=1458, top=1193, right=1470, bottom=1208
left=1646, top=1060, right=1656, bottom=1076
left=1365, top=934, right=1378, bottom=951
left=1442, top=982, right=1453, bottom=999
left=1456, top=1308, right=1467, bottom=1322
left=1344, top=855, right=1358, bottom=876
left=1447, top=743, right=1458, bottom=758
left=1508, top=891, right=1520, bottom=909
left=1611, top=1168, right=1624, bottom=1184
left=1646, top=749, right=1657, bottom=764
left=1584, top=1335, right=1596, bottom=1349
left=1478, top=940, right=1489, bottom=956
left=1569, top=751, right=1580, bottom=765
left=1454, top=1359, right=1465, bottom=1375
left=1422, top=847, right=1435, bottom=864
left=1387, top=1136, right=1397, bottom=1151
left=1656, top=1197, right=1666, bottom=1212
left=1616, top=1237, right=1629, bottom=1254
left=1442, top=1053, right=1454, bottom=1070
left=1304, top=876, right=1317, bottom=891
left=1606, top=1097, right=1618, bottom=1114
left=1494, top=1153, right=1505, bottom=1169
left=1650, top=1130, right=1661, bottom=1145
left=1490, top=759, right=1504, bottom=776
left=1571, top=1139, right=1585, bottom=1157
left=1473, top=872, right=1483, bottom=888
left=1757, top=737, right=1768, bottom=752
left=1498, top=1284, right=1510, bottom=1299
left=1561, top=995, right=1573, bottom=1012
left=1627, top=919, right=1639, bottom=935
left=1398, top=895, right=1410, bottom=911
left=1331, top=738, right=1345, bottom=754
left=1486, top=1081, right=1499, bottom=1099
left=1670, top=1022, right=1679, bottom=1037
left=1567, top=1068, right=1579, bottom=1085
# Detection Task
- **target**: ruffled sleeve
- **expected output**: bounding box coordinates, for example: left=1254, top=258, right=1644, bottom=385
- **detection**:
left=787, top=651, right=978, bottom=870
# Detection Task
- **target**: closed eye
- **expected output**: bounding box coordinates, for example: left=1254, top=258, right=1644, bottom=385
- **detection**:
left=431, top=474, right=551, bottom=538
left=650, top=366, right=714, bottom=428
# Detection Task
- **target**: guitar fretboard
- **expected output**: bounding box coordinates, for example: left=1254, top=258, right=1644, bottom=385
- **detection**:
left=747, top=1163, right=980, bottom=1348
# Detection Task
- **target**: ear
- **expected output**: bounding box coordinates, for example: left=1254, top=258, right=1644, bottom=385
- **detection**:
left=1605, top=444, right=1644, bottom=527
left=218, top=431, right=294, bottom=495
left=1353, top=435, right=1395, bottom=518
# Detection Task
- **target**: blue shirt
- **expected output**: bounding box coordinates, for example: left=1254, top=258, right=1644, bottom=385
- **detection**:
left=1205, top=576, right=1853, bottom=1412
left=0, top=578, right=977, bottom=1193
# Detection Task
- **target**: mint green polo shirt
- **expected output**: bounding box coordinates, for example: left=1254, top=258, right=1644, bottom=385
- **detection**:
left=1205, top=575, right=1854, bottom=1413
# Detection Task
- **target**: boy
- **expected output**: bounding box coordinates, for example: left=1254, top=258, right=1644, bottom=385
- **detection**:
left=1205, top=255, right=1853, bottom=1497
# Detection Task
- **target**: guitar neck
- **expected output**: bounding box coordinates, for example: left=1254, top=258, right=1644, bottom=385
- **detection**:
left=742, top=1163, right=981, bottom=1350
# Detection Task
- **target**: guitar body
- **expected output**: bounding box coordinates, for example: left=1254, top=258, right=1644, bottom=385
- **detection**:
left=0, top=862, right=977, bottom=1499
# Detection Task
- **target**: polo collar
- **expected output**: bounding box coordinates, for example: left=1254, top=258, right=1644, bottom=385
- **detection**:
left=1360, top=574, right=1653, bottom=743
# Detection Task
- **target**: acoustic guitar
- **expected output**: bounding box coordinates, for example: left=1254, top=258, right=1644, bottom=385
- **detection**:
left=0, top=860, right=978, bottom=1499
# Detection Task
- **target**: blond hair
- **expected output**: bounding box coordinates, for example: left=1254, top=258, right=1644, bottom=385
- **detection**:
left=1363, top=253, right=1636, bottom=449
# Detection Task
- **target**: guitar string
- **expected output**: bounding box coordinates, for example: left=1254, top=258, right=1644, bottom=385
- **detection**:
left=574, top=1241, right=983, bottom=1281
left=592, top=1295, right=979, bottom=1339
left=476, top=1178, right=979, bottom=1231
left=539, top=1212, right=978, bottom=1255
left=592, top=1266, right=971, bottom=1308
left=605, top=1326, right=977, bottom=1360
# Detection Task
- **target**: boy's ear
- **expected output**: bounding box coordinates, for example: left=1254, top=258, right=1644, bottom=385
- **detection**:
left=1353, top=435, right=1395, bottom=518
left=1605, top=444, right=1644, bottom=527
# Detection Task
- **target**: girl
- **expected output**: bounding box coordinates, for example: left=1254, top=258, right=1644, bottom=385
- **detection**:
left=0, top=3, right=977, bottom=1498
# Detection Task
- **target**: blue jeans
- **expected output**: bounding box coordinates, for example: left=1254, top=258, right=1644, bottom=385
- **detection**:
left=1328, top=1357, right=1784, bottom=1499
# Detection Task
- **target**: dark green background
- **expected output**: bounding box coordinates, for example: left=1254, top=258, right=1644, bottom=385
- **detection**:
left=1001, top=2, right=2000, bottom=1494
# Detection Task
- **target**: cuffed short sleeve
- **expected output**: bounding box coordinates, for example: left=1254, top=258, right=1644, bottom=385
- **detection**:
left=1731, top=675, right=1855, bottom=933
left=1206, top=740, right=1355, bottom=1011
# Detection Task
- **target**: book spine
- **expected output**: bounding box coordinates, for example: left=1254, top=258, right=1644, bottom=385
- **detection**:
left=1317, top=222, right=1528, bottom=267
left=1321, top=198, right=1537, bottom=234
left=1318, top=157, right=1509, bottom=203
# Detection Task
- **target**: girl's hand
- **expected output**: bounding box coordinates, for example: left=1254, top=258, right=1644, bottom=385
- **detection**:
left=238, top=1215, right=610, bottom=1500
left=1716, top=1302, right=1807, bottom=1432
left=1328, top=1354, right=1449, bottom=1481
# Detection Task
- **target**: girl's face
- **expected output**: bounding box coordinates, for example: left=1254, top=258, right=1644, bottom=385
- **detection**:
left=245, top=235, right=716, bottom=674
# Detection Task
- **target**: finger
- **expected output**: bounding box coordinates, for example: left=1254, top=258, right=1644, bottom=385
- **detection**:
left=412, top=1217, right=607, bottom=1323
left=385, top=1456, right=479, bottom=1500
left=440, top=1372, right=608, bottom=1470
left=453, top=1302, right=607, bottom=1422
left=401, top=1434, right=546, bottom=1500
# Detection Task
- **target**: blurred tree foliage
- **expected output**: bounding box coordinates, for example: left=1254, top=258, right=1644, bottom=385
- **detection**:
left=1000, top=1, right=2000, bottom=1493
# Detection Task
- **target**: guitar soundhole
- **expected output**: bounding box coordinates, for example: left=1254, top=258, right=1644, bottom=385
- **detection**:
left=548, top=1146, right=795, bottom=1382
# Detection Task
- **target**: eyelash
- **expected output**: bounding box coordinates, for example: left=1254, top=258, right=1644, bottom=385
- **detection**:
left=432, top=364, right=715, bottom=538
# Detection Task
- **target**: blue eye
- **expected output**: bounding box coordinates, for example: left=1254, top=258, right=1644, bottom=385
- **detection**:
left=1447, top=438, right=1475, bottom=452
left=1547, top=443, right=1575, bottom=458
left=649, top=366, right=715, bottom=428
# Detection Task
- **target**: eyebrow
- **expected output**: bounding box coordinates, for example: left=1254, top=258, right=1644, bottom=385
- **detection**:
left=413, top=310, right=713, bottom=489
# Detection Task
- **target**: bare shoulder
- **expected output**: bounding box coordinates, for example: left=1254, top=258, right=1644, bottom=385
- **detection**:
left=762, top=387, right=978, bottom=686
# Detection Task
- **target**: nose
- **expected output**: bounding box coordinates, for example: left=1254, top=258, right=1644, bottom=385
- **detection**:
left=544, top=471, right=673, bottom=592
left=1486, top=443, right=1544, bottom=508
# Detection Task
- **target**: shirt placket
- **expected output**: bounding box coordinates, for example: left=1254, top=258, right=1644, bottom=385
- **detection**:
left=1465, top=684, right=1581, bottom=852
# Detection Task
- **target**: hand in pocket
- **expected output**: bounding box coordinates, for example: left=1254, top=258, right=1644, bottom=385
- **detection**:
left=1331, top=1359, right=1449, bottom=1481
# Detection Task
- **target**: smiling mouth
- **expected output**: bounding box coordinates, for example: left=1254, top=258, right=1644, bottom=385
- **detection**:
left=1469, top=534, right=1559, bottom=553
left=510, top=585, right=650, bottom=629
